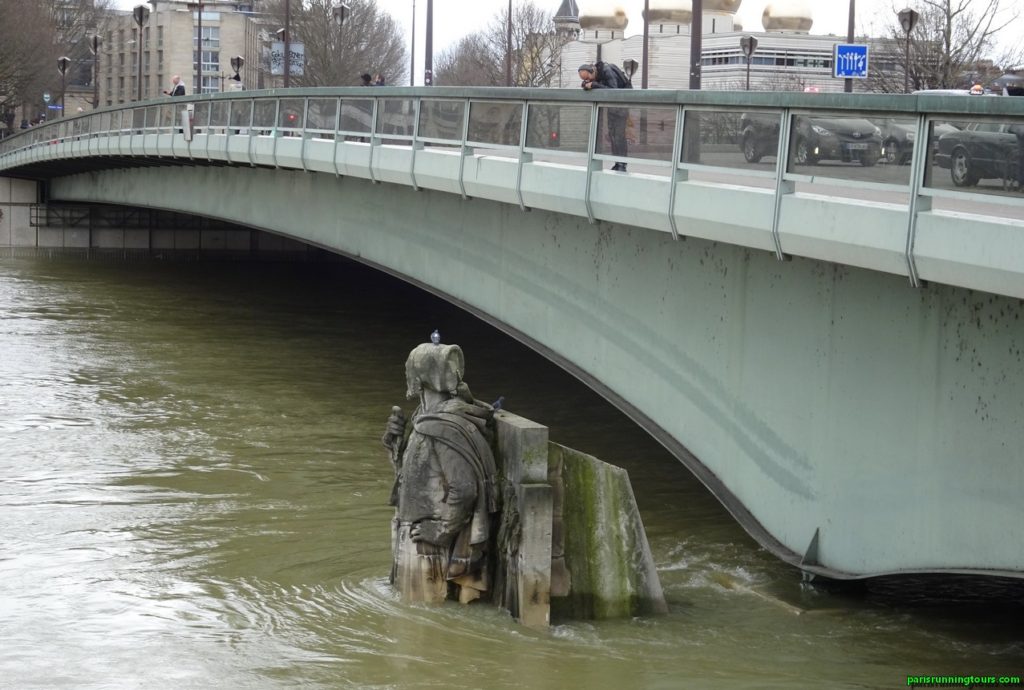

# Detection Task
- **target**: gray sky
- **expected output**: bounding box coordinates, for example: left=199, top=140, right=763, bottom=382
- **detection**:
left=115, top=0, right=1022, bottom=83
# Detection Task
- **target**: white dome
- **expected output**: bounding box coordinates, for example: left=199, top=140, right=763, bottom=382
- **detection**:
left=644, top=0, right=691, bottom=24
left=579, top=3, right=629, bottom=30
left=762, top=1, right=813, bottom=32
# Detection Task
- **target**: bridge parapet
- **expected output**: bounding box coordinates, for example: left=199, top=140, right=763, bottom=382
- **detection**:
left=1, top=88, right=1022, bottom=298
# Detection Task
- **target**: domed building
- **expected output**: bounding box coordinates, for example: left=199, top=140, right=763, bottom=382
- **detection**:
left=555, top=0, right=899, bottom=93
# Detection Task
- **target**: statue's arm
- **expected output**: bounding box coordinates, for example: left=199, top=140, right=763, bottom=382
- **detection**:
left=381, top=406, right=406, bottom=469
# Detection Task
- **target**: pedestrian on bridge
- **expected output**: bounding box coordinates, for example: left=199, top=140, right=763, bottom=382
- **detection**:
left=163, top=75, right=186, bottom=97
left=578, top=62, right=632, bottom=172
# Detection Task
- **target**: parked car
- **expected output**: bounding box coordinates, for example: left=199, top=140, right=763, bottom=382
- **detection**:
left=740, top=113, right=883, bottom=167
left=934, top=122, right=1022, bottom=187
left=872, top=119, right=960, bottom=165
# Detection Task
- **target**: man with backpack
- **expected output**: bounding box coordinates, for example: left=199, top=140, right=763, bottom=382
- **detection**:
left=578, top=61, right=632, bottom=171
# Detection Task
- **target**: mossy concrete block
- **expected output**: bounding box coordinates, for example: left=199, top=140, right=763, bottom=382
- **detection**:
left=495, top=411, right=549, bottom=484
left=550, top=443, right=667, bottom=620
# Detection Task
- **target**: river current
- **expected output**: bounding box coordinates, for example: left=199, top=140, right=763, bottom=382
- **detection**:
left=0, top=257, right=1021, bottom=689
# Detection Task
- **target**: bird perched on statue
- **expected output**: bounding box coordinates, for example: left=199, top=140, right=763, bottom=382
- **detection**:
left=491, top=396, right=504, bottom=411
left=430, top=329, right=441, bottom=345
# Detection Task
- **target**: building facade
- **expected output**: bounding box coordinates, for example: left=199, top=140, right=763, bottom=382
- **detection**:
left=100, top=1, right=260, bottom=106
left=557, top=2, right=901, bottom=93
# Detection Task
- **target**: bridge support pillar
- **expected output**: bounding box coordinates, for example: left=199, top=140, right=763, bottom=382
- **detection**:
left=0, top=177, right=40, bottom=250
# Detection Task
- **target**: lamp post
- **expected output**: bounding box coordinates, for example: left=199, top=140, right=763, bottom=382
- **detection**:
left=641, top=0, right=649, bottom=89
left=194, top=3, right=205, bottom=94
left=505, top=0, right=512, bottom=86
left=898, top=7, right=919, bottom=94
left=740, top=35, right=757, bottom=91
left=410, top=0, right=415, bottom=85
left=332, top=1, right=350, bottom=84
left=89, top=34, right=101, bottom=108
left=57, top=57, right=71, bottom=118
left=689, top=0, right=702, bottom=90
left=844, top=0, right=855, bottom=93
left=424, top=0, right=433, bottom=85
left=132, top=4, right=149, bottom=101
left=284, top=0, right=291, bottom=87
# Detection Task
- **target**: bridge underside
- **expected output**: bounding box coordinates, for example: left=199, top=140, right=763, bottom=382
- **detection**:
left=48, top=165, right=1024, bottom=580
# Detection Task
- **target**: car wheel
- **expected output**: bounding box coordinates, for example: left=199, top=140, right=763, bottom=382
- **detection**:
left=742, top=133, right=762, bottom=163
left=793, top=138, right=817, bottom=165
left=860, top=149, right=879, bottom=167
left=950, top=147, right=979, bottom=187
left=883, top=139, right=900, bottom=164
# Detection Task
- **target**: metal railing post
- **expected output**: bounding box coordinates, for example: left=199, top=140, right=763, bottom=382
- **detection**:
left=515, top=101, right=529, bottom=211
left=271, top=99, right=282, bottom=168
left=666, top=105, right=686, bottom=240
left=770, top=109, right=794, bottom=261
left=583, top=103, right=599, bottom=224
left=332, top=97, right=342, bottom=177
left=368, top=99, right=379, bottom=184
left=300, top=96, right=310, bottom=172
left=410, top=98, right=421, bottom=191
left=903, top=113, right=930, bottom=288
left=457, top=99, right=470, bottom=199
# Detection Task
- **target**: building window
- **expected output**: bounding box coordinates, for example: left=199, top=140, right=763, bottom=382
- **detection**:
left=193, top=75, right=219, bottom=94
left=194, top=50, right=220, bottom=74
left=157, top=26, right=163, bottom=47
left=195, top=26, right=220, bottom=50
left=158, top=50, right=164, bottom=69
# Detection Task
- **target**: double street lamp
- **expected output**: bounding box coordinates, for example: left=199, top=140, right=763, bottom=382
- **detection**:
left=898, top=7, right=920, bottom=94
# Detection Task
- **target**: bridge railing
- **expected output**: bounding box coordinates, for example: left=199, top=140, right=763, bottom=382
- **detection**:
left=2, top=87, right=1022, bottom=284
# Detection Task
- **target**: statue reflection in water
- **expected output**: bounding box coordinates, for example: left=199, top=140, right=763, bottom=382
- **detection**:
left=382, top=337, right=498, bottom=604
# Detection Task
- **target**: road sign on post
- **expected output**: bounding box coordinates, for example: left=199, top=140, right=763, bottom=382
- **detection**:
left=833, top=44, right=869, bottom=79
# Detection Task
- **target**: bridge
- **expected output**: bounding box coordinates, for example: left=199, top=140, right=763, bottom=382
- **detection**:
left=2, top=87, right=1022, bottom=581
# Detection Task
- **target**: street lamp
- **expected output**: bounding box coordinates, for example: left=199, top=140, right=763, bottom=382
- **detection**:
left=844, top=0, right=855, bottom=93
left=283, top=0, right=291, bottom=87
left=89, top=34, right=101, bottom=108
left=230, top=55, right=244, bottom=86
left=332, top=1, right=350, bottom=26
left=424, top=0, right=433, bottom=85
left=132, top=4, right=150, bottom=101
left=739, top=35, right=757, bottom=91
left=57, top=57, right=71, bottom=117
left=505, top=0, right=512, bottom=86
left=897, top=7, right=919, bottom=94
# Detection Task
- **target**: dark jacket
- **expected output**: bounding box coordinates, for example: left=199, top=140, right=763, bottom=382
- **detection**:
left=586, top=61, right=632, bottom=90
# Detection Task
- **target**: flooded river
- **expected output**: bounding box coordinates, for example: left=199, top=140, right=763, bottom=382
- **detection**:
left=0, top=257, right=1021, bottom=688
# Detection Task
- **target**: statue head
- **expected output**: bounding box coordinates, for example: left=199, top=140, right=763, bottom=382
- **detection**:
left=405, top=343, right=465, bottom=399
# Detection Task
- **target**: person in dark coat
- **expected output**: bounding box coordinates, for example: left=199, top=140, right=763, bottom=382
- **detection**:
left=578, top=61, right=632, bottom=171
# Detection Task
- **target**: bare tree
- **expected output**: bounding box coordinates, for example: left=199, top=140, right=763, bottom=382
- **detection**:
left=1, top=0, right=114, bottom=126
left=0, top=0, right=55, bottom=116
left=436, top=35, right=501, bottom=87
left=436, top=0, right=569, bottom=87
left=866, top=0, right=1023, bottom=92
left=262, top=0, right=406, bottom=86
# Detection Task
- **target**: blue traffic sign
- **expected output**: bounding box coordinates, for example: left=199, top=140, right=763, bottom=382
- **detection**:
left=46, top=104, right=63, bottom=110
left=833, top=44, right=869, bottom=79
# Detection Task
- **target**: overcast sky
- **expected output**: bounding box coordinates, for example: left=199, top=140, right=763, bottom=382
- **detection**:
left=115, top=0, right=1022, bottom=83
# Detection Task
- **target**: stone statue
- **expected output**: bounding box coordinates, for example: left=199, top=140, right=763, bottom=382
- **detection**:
left=382, top=338, right=499, bottom=604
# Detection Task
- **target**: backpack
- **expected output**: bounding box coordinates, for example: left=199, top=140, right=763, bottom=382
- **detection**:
left=597, top=60, right=633, bottom=89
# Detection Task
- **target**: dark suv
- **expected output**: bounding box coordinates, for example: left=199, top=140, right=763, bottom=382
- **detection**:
left=740, top=113, right=883, bottom=167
